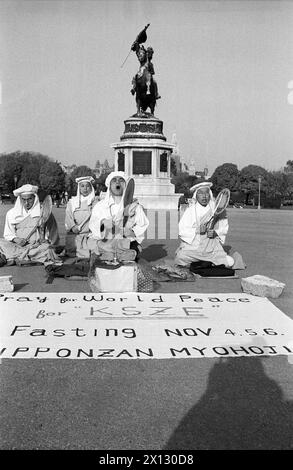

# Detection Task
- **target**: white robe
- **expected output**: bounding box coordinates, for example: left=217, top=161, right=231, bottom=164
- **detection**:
left=89, top=196, right=149, bottom=244
left=175, top=201, right=230, bottom=267
left=65, top=196, right=99, bottom=258
left=0, top=207, right=60, bottom=264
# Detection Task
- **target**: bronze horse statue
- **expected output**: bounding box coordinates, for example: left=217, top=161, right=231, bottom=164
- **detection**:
left=132, top=65, right=157, bottom=115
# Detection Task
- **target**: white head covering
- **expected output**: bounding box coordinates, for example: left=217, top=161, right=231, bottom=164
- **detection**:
left=105, top=171, right=126, bottom=189
left=190, top=181, right=213, bottom=197
left=70, top=176, right=96, bottom=211
left=10, top=184, right=40, bottom=223
left=187, top=181, right=215, bottom=250
left=13, top=184, right=38, bottom=197
left=104, top=171, right=127, bottom=222
left=190, top=181, right=214, bottom=210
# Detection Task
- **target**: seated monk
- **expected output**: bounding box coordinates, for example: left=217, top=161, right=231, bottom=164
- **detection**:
left=0, top=184, right=61, bottom=266
left=175, top=181, right=235, bottom=268
left=65, top=176, right=99, bottom=258
left=89, top=171, right=149, bottom=261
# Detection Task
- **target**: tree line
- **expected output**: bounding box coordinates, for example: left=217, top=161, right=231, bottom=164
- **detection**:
left=1, top=151, right=292, bottom=207
left=0, top=151, right=110, bottom=199
left=172, top=161, right=293, bottom=206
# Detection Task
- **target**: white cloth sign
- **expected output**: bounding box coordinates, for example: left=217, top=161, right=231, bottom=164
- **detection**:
left=1, top=292, right=293, bottom=360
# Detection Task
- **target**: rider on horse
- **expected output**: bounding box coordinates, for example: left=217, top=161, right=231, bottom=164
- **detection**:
left=130, top=43, right=161, bottom=100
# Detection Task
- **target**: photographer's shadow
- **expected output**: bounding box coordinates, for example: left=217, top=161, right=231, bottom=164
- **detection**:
left=164, top=356, right=293, bottom=450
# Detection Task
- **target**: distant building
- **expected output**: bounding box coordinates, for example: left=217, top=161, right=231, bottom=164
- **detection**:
left=171, top=133, right=182, bottom=173
left=170, top=133, right=209, bottom=178
left=61, top=160, right=114, bottom=178
left=94, top=159, right=114, bottom=178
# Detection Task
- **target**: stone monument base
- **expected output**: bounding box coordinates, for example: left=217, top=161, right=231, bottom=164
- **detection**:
left=133, top=194, right=180, bottom=211
left=111, top=114, right=182, bottom=210
left=132, top=175, right=180, bottom=210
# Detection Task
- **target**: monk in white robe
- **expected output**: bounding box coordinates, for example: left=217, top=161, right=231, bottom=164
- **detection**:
left=0, top=184, right=60, bottom=265
left=175, top=182, right=235, bottom=268
left=89, top=171, right=149, bottom=259
left=65, top=176, right=99, bottom=258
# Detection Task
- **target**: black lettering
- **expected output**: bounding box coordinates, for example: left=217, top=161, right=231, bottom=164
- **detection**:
left=53, top=329, right=66, bottom=337
left=197, top=328, right=211, bottom=336
left=263, top=346, right=278, bottom=354
left=182, top=307, right=204, bottom=316
left=56, top=348, right=71, bottom=358
left=36, top=310, right=46, bottom=319
left=170, top=347, right=191, bottom=357
left=89, top=306, right=112, bottom=316
left=183, top=328, right=197, bottom=336
left=77, top=349, right=93, bottom=358
left=230, top=346, right=250, bottom=355
left=106, top=329, right=118, bottom=336
left=34, top=348, right=50, bottom=356
left=71, top=328, right=86, bottom=337
left=136, top=348, right=153, bottom=357
left=165, top=328, right=182, bottom=337
left=122, top=328, right=136, bottom=338
left=30, top=329, right=47, bottom=337
left=83, top=295, right=103, bottom=302
left=192, top=347, right=206, bottom=356
left=97, top=349, right=114, bottom=357
left=179, top=295, right=191, bottom=302
left=10, top=325, right=30, bottom=336
left=151, top=295, right=164, bottom=303
left=213, top=347, right=229, bottom=355
left=12, top=347, right=29, bottom=356
left=116, top=349, right=133, bottom=358
left=121, top=307, right=141, bottom=315
left=149, top=307, right=173, bottom=315
left=248, top=346, right=264, bottom=355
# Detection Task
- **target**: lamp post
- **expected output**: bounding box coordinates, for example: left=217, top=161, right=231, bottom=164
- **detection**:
left=258, top=175, right=262, bottom=210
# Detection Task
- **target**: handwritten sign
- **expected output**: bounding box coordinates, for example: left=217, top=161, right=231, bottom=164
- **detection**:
left=1, top=293, right=293, bottom=360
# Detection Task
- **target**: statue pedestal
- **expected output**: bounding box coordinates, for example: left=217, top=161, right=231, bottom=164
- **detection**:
left=111, top=115, right=182, bottom=210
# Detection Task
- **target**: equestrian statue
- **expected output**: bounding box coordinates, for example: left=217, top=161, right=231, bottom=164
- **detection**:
left=123, top=24, right=161, bottom=116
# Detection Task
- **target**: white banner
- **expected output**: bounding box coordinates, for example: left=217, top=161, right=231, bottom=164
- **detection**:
left=1, top=292, right=293, bottom=359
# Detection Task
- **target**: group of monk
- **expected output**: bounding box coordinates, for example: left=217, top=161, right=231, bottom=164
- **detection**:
left=0, top=171, right=239, bottom=270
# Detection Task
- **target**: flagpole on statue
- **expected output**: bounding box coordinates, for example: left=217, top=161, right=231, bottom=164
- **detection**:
left=120, top=23, right=150, bottom=68
left=120, top=49, right=132, bottom=68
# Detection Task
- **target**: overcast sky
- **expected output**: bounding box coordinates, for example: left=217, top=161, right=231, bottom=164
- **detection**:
left=1, top=0, right=293, bottom=174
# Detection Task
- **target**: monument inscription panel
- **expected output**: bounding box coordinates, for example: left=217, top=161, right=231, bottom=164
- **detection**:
left=118, top=151, right=125, bottom=171
left=133, top=151, right=152, bottom=174
left=160, top=152, right=168, bottom=172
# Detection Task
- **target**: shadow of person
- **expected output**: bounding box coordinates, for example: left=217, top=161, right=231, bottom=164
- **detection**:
left=164, top=357, right=293, bottom=450
left=141, top=244, right=168, bottom=262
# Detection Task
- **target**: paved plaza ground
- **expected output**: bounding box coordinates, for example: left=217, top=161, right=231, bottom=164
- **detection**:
left=0, top=204, right=293, bottom=450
